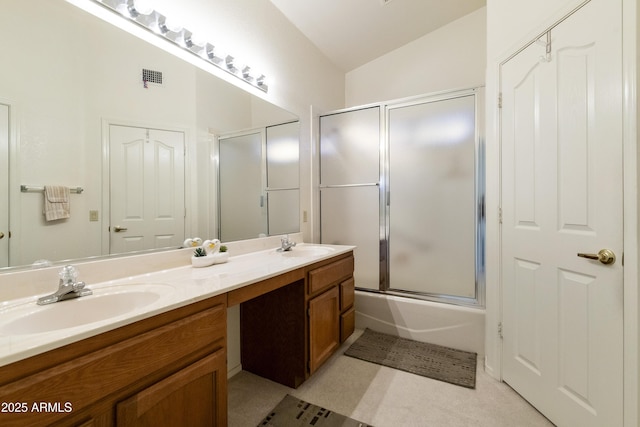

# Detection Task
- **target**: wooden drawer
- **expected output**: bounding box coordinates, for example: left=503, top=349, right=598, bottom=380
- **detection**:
left=308, top=256, right=354, bottom=296
left=0, top=303, right=226, bottom=427
left=340, top=306, right=355, bottom=343
left=340, top=277, right=355, bottom=311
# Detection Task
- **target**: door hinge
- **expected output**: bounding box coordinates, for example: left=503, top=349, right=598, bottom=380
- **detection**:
left=498, top=207, right=503, bottom=224
left=498, top=92, right=502, bottom=109
left=498, top=322, right=503, bottom=339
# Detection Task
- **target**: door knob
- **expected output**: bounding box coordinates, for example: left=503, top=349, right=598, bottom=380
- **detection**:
left=577, top=249, right=616, bottom=265
left=113, top=226, right=128, bottom=232
left=0, top=231, right=4, bottom=239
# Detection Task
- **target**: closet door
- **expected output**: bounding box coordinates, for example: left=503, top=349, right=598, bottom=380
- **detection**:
left=109, top=125, right=185, bottom=254
left=0, top=104, right=8, bottom=267
left=320, top=107, right=381, bottom=290
left=500, top=0, right=623, bottom=425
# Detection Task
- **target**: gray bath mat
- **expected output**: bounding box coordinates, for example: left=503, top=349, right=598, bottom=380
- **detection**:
left=344, top=328, right=477, bottom=389
left=258, top=394, right=373, bottom=427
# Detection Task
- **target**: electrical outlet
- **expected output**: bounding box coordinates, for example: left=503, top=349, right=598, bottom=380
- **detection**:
left=89, top=210, right=99, bottom=222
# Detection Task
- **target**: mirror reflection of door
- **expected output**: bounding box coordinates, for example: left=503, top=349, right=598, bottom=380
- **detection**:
left=109, top=125, right=185, bottom=254
left=0, top=104, right=8, bottom=267
left=218, top=131, right=265, bottom=242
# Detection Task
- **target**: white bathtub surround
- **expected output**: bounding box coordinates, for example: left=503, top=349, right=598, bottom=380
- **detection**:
left=354, top=291, right=485, bottom=357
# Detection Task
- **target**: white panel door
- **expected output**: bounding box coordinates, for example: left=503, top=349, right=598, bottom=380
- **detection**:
left=500, top=1, right=623, bottom=426
left=0, top=104, right=8, bottom=267
left=109, top=125, right=185, bottom=254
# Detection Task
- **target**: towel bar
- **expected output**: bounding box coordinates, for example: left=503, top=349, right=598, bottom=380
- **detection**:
left=20, top=185, right=84, bottom=194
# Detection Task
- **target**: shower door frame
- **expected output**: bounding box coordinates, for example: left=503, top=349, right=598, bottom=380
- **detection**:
left=382, top=88, right=485, bottom=307
left=319, top=87, right=485, bottom=308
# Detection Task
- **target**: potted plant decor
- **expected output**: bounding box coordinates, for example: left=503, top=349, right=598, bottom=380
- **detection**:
left=213, top=245, right=229, bottom=264
left=191, top=247, right=215, bottom=268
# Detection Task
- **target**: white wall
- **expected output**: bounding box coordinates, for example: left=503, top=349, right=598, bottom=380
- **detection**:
left=345, top=7, right=486, bottom=107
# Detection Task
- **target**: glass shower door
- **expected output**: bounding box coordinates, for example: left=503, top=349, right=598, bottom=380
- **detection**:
left=388, top=95, right=478, bottom=299
left=319, top=107, right=382, bottom=291
left=266, top=121, right=300, bottom=235
left=218, top=131, right=266, bottom=241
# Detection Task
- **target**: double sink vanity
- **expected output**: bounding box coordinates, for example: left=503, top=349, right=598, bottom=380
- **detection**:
left=0, top=236, right=355, bottom=426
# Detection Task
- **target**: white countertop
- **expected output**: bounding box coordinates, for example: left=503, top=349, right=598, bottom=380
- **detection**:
left=0, top=244, right=355, bottom=367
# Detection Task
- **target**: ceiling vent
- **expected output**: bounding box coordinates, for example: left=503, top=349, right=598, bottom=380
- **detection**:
left=142, top=68, right=163, bottom=86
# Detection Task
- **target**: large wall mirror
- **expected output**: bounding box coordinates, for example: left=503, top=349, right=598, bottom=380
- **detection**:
left=0, top=0, right=299, bottom=270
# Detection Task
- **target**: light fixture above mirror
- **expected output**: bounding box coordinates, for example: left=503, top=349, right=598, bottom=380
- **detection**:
left=93, top=0, right=268, bottom=92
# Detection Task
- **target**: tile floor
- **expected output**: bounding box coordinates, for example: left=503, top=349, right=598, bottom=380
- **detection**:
left=228, top=329, right=555, bottom=427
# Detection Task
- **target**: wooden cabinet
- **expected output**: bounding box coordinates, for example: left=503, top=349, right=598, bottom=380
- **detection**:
left=340, top=278, right=356, bottom=342
left=308, top=286, right=340, bottom=374
left=239, top=251, right=355, bottom=386
left=116, top=348, right=227, bottom=426
left=0, top=295, right=227, bottom=427
left=0, top=249, right=355, bottom=426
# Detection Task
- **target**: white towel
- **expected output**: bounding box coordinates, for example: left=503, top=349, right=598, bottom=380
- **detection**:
left=43, top=185, right=70, bottom=221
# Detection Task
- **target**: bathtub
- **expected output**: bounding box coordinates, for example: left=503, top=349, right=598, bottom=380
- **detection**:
left=354, top=291, right=485, bottom=356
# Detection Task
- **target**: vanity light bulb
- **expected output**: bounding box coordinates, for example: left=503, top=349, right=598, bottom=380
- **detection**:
left=164, top=16, right=183, bottom=33
left=132, top=0, right=154, bottom=15
left=115, top=2, right=136, bottom=18
left=190, top=33, right=207, bottom=49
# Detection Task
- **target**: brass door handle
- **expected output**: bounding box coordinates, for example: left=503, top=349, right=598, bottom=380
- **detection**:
left=0, top=231, right=4, bottom=239
left=113, top=226, right=128, bottom=232
left=577, top=249, right=616, bottom=265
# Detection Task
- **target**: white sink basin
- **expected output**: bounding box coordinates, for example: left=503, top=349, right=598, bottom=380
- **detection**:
left=278, top=245, right=335, bottom=257
left=0, top=283, right=175, bottom=335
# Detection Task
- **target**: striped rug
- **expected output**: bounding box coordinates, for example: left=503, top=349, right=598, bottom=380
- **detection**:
left=258, top=395, right=372, bottom=427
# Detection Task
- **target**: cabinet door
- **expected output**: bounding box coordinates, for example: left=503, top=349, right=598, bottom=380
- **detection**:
left=308, top=286, right=340, bottom=374
left=116, top=349, right=227, bottom=427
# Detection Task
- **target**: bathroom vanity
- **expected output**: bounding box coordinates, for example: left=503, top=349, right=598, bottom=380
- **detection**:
left=0, top=243, right=355, bottom=427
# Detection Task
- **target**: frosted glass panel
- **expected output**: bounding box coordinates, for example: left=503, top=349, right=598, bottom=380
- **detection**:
left=321, top=186, right=380, bottom=290
left=388, top=96, right=476, bottom=298
left=266, top=122, right=299, bottom=189
left=219, top=132, right=266, bottom=241
left=320, top=107, right=380, bottom=185
left=268, top=189, right=300, bottom=235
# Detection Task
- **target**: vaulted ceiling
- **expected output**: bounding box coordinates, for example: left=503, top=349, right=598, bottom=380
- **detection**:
left=269, top=0, right=486, bottom=72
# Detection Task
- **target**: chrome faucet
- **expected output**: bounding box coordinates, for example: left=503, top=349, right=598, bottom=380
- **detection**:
left=277, top=234, right=297, bottom=252
left=37, top=265, right=93, bottom=305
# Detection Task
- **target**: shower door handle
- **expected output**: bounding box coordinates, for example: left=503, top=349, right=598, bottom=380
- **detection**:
left=577, top=249, right=616, bottom=265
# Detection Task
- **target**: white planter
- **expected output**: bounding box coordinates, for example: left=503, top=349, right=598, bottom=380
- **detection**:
left=191, top=255, right=215, bottom=268
left=213, top=252, right=229, bottom=264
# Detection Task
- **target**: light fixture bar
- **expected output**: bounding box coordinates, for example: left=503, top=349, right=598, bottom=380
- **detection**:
left=92, top=0, right=268, bottom=92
